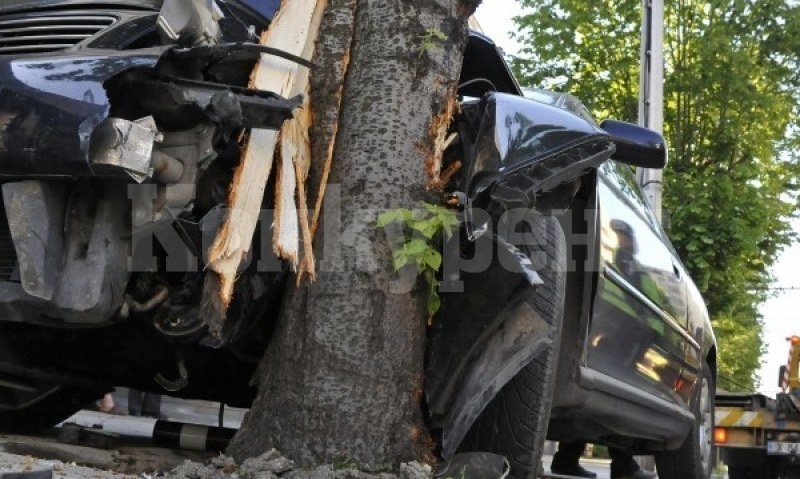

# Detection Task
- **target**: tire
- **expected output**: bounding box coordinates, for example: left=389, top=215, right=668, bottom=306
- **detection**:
left=724, top=449, right=779, bottom=479
left=656, top=362, right=715, bottom=479
left=0, top=386, right=104, bottom=434
left=727, top=464, right=780, bottom=479
left=782, top=464, right=800, bottom=479
left=458, top=214, right=566, bottom=479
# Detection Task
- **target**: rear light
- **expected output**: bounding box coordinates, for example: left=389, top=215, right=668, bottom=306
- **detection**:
left=714, top=427, right=727, bottom=444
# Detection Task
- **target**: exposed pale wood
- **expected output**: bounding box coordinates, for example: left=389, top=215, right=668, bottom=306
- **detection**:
left=426, top=85, right=459, bottom=189
left=204, top=0, right=326, bottom=329
left=274, top=139, right=298, bottom=266
left=289, top=103, right=316, bottom=283
left=274, top=1, right=326, bottom=275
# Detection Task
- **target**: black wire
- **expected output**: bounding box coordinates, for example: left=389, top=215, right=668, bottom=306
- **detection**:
left=174, top=43, right=316, bottom=70
left=458, top=78, right=498, bottom=92
left=230, top=43, right=316, bottom=69
left=640, top=180, right=663, bottom=188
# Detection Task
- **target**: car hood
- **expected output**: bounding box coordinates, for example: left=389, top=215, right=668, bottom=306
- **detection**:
left=0, top=0, right=162, bottom=13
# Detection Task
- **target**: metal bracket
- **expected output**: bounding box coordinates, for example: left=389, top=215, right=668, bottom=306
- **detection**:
left=90, top=117, right=162, bottom=183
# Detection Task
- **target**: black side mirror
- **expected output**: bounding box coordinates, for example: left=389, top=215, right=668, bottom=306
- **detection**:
left=600, top=119, right=667, bottom=169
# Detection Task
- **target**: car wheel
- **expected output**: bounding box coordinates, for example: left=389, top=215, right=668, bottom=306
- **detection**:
left=782, top=465, right=800, bottom=479
left=727, top=466, right=762, bottom=479
left=458, top=214, right=566, bottom=479
left=0, top=385, right=104, bottom=434
left=727, top=464, right=780, bottom=479
left=656, top=362, right=715, bottom=479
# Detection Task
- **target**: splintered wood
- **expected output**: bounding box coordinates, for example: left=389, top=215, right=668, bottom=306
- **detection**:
left=203, top=0, right=325, bottom=333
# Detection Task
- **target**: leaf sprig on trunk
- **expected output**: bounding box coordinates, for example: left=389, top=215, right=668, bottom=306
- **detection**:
left=377, top=203, right=459, bottom=317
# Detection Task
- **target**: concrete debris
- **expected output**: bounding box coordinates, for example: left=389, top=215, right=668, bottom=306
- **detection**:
left=0, top=439, right=434, bottom=479
left=0, top=434, right=212, bottom=476
left=0, top=451, right=131, bottom=478
left=166, top=450, right=433, bottom=479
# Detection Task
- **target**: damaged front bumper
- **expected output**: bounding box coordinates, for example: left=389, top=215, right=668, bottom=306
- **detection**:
left=0, top=2, right=301, bottom=326
left=0, top=48, right=300, bottom=179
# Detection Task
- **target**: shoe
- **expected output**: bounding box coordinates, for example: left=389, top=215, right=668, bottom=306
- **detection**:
left=550, top=464, right=598, bottom=478
left=610, top=468, right=657, bottom=479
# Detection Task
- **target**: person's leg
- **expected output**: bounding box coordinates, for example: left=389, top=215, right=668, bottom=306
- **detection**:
left=141, top=393, right=162, bottom=418
left=127, top=389, right=143, bottom=416
left=608, top=448, right=656, bottom=479
left=551, top=441, right=597, bottom=478
left=97, top=393, right=114, bottom=412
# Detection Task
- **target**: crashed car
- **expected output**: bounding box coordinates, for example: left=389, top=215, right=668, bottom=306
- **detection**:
left=0, top=1, right=715, bottom=478
left=425, top=41, right=717, bottom=479
left=0, top=0, right=295, bottom=429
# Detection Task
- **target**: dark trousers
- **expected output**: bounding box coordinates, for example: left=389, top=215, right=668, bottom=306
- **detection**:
left=552, top=440, right=640, bottom=476
left=128, top=389, right=162, bottom=418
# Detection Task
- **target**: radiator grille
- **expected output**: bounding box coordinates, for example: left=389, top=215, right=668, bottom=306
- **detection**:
left=0, top=12, right=116, bottom=54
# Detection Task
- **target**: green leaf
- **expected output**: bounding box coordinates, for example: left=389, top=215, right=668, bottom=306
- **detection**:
left=403, top=238, right=428, bottom=256
left=376, top=209, right=404, bottom=228
left=392, top=250, right=408, bottom=270
left=422, top=249, right=442, bottom=270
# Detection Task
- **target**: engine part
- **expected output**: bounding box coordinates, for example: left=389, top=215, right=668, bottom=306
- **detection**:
left=151, top=151, right=185, bottom=184
left=158, top=0, right=223, bottom=46
left=117, top=74, right=302, bottom=131
left=0, top=181, right=130, bottom=324
left=121, top=285, right=170, bottom=317
left=155, top=352, right=189, bottom=393
left=1, top=182, right=67, bottom=300
left=90, top=117, right=162, bottom=183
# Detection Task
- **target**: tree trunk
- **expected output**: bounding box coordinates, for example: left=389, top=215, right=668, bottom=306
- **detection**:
left=228, top=0, right=479, bottom=468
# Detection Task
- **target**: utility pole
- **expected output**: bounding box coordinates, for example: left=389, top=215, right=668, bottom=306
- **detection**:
left=636, top=1, right=664, bottom=471
left=637, top=0, right=665, bottom=224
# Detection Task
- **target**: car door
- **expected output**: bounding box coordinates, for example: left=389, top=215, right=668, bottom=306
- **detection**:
left=586, top=160, right=690, bottom=403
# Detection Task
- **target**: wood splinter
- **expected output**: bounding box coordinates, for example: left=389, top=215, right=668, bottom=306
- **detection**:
left=202, top=0, right=326, bottom=337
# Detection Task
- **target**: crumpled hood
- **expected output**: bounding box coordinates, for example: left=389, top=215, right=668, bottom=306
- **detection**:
left=463, top=92, right=613, bottom=206
left=470, top=92, right=610, bottom=178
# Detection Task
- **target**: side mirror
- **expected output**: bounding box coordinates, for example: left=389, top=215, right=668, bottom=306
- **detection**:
left=780, top=365, right=788, bottom=390
left=600, top=119, right=667, bottom=169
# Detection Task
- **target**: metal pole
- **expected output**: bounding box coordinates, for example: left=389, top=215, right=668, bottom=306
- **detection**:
left=636, top=2, right=664, bottom=467
left=637, top=0, right=665, bottom=224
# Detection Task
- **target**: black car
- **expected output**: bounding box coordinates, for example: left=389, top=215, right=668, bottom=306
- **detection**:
left=0, top=2, right=715, bottom=479
left=425, top=37, right=717, bottom=479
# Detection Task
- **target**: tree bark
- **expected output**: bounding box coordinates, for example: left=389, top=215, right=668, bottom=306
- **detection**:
left=228, top=0, right=479, bottom=468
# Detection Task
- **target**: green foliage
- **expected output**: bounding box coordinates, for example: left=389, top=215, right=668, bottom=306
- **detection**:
left=512, top=0, right=800, bottom=390
left=418, top=28, right=448, bottom=58
left=377, top=203, right=459, bottom=317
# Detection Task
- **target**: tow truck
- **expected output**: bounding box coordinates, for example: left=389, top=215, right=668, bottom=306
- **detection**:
left=714, top=336, right=800, bottom=479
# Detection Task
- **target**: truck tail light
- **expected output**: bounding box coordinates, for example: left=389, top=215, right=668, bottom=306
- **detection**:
left=714, top=427, right=727, bottom=444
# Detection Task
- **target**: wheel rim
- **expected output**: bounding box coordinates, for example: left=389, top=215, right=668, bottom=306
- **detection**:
left=698, top=376, right=713, bottom=473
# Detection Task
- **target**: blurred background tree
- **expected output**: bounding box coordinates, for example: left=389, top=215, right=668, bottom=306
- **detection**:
left=511, top=0, right=800, bottom=390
